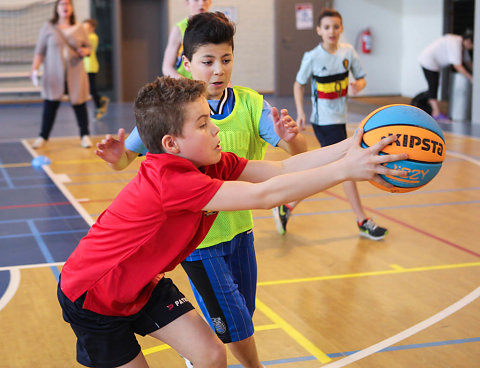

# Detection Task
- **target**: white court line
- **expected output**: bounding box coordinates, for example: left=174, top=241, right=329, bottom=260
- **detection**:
left=446, top=150, right=480, bottom=167
left=21, top=139, right=95, bottom=226
left=0, top=269, right=21, bottom=312
left=322, top=149, right=480, bottom=367
left=321, top=286, right=480, bottom=368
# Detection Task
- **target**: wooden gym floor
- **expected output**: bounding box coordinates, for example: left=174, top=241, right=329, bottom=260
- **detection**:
left=0, top=97, right=479, bottom=367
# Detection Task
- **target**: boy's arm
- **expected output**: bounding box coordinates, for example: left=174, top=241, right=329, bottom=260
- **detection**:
left=293, top=81, right=307, bottom=130
left=95, top=128, right=138, bottom=171
left=162, top=25, right=183, bottom=78
left=272, top=107, right=307, bottom=155
left=349, top=77, right=366, bottom=95
left=204, top=132, right=407, bottom=212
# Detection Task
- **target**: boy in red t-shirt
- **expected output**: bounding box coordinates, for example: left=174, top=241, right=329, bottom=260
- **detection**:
left=58, top=76, right=407, bottom=368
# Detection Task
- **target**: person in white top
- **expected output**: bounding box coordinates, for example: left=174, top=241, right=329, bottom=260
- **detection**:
left=418, top=30, right=473, bottom=121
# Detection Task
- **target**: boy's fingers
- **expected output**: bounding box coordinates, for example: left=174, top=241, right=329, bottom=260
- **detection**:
left=271, top=107, right=279, bottom=122
left=376, top=166, right=408, bottom=177
left=371, top=134, right=398, bottom=151
left=353, top=128, right=364, bottom=146
left=376, top=153, right=408, bottom=164
left=118, top=128, right=126, bottom=142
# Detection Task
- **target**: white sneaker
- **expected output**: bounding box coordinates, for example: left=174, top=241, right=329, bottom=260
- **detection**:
left=81, top=135, right=92, bottom=148
left=32, top=137, right=45, bottom=149
left=184, top=357, right=193, bottom=368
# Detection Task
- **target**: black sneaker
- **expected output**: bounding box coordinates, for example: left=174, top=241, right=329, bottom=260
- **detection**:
left=272, top=204, right=291, bottom=235
left=358, top=218, right=387, bottom=240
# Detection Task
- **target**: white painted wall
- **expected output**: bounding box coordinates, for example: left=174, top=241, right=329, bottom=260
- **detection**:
left=168, top=0, right=274, bottom=92
left=335, top=0, right=403, bottom=96
left=400, top=0, right=443, bottom=97
left=168, top=0, right=446, bottom=97
left=336, top=0, right=443, bottom=97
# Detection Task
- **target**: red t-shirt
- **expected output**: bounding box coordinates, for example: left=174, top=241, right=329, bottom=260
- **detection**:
left=60, top=152, right=247, bottom=316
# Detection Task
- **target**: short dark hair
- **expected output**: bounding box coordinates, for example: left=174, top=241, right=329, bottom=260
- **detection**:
left=134, top=76, right=206, bottom=154
left=183, top=12, right=235, bottom=61
left=83, top=18, right=98, bottom=29
left=317, top=8, right=342, bottom=26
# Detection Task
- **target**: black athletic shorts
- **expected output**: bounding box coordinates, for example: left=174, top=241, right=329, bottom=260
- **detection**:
left=58, top=277, right=194, bottom=367
left=312, top=123, right=347, bottom=147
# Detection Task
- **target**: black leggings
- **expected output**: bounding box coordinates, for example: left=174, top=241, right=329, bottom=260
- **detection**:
left=40, top=100, right=90, bottom=140
left=422, top=67, right=440, bottom=100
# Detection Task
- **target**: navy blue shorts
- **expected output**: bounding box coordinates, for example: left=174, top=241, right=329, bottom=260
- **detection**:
left=312, top=123, right=347, bottom=147
left=181, top=230, right=256, bottom=343
left=58, top=277, right=194, bottom=367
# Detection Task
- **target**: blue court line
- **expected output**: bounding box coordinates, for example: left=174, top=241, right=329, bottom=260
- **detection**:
left=26, top=220, right=60, bottom=280
left=0, top=159, right=14, bottom=189
left=227, top=337, right=480, bottom=367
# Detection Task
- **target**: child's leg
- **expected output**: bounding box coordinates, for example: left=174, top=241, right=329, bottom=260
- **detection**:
left=181, top=230, right=263, bottom=368
left=228, top=335, right=264, bottom=368
left=149, top=309, right=226, bottom=368
left=343, top=181, right=367, bottom=222
left=88, top=72, right=102, bottom=109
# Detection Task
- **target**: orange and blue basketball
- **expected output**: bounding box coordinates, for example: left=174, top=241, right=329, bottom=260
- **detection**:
left=359, top=104, right=446, bottom=193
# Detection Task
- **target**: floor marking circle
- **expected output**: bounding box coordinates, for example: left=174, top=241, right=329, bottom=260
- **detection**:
left=0, top=269, right=21, bottom=312
left=321, top=286, right=480, bottom=367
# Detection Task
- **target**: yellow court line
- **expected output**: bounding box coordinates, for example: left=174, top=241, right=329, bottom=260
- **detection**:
left=256, top=299, right=331, bottom=363
left=257, top=262, right=480, bottom=286
left=0, top=162, right=32, bottom=168
left=142, top=343, right=172, bottom=356
left=254, top=323, right=280, bottom=331
left=142, top=323, right=280, bottom=357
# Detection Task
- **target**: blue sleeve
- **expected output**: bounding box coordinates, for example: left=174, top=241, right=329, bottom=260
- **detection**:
left=258, top=99, right=281, bottom=147
left=125, top=127, right=148, bottom=156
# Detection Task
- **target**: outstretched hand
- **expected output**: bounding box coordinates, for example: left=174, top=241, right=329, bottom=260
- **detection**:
left=272, top=107, right=300, bottom=143
left=343, top=128, right=408, bottom=186
left=95, top=128, right=126, bottom=164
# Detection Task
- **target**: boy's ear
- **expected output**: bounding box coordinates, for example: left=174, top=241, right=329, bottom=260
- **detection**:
left=161, top=135, right=180, bottom=154
left=182, top=55, right=191, bottom=72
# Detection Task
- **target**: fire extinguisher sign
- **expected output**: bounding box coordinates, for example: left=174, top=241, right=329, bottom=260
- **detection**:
left=295, top=3, right=313, bottom=30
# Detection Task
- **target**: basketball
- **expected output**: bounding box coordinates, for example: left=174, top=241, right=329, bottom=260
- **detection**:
left=359, top=104, right=446, bottom=193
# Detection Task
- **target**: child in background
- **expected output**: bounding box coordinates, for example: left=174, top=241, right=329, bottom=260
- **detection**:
left=60, top=75, right=407, bottom=368
left=162, top=0, right=212, bottom=78
left=82, top=18, right=109, bottom=120
left=96, top=11, right=306, bottom=368
left=293, top=8, right=388, bottom=240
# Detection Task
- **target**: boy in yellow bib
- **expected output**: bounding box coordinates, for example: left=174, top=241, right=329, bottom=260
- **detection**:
left=95, top=12, right=306, bottom=368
